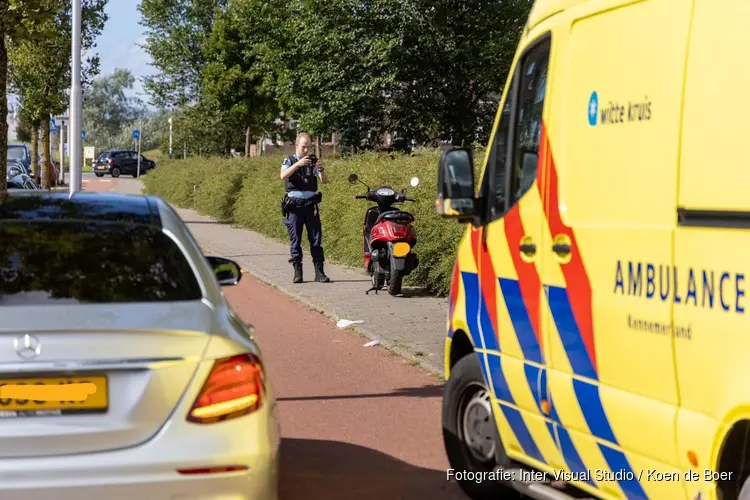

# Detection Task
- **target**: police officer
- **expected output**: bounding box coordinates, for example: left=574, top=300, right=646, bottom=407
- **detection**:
left=280, top=132, right=330, bottom=283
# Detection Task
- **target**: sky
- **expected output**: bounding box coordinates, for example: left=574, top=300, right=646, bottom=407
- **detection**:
left=92, top=1, right=156, bottom=106
left=8, top=1, right=157, bottom=111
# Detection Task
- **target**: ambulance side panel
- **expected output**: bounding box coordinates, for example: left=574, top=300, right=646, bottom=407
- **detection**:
left=676, top=1, right=750, bottom=498
left=541, top=0, right=693, bottom=498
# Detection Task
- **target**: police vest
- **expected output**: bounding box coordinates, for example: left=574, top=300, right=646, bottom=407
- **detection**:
left=284, top=155, right=318, bottom=192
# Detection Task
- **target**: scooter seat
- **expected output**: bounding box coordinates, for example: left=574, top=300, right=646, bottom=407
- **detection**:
left=376, top=211, right=414, bottom=224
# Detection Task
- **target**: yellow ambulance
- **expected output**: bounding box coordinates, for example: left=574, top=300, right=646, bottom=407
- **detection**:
left=435, top=1, right=750, bottom=499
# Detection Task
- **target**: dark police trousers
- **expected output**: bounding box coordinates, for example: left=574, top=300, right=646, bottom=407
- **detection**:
left=283, top=204, right=324, bottom=264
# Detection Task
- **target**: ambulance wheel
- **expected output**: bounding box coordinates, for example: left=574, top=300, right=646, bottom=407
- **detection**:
left=738, top=474, right=750, bottom=499
left=442, top=353, right=520, bottom=499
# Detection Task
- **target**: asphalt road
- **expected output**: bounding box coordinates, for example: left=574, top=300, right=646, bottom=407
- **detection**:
left=83, top=177, right=465, bottom=500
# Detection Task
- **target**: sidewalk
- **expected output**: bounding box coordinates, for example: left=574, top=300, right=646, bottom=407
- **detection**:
left=113, top=179, right=450, bottom=378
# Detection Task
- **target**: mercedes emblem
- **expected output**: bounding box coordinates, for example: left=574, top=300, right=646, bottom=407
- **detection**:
left=14, top=334, right=41, bottom=360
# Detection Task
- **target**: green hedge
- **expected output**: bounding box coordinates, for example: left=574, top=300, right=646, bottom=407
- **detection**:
left=142, top=150, right=482, bottom=296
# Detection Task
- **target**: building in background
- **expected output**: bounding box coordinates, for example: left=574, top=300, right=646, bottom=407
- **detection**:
left=6, top=105, right=18, bottom=141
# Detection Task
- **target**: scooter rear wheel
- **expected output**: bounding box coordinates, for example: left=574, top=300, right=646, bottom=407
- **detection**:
left=388, top=268, right=403, bottom=296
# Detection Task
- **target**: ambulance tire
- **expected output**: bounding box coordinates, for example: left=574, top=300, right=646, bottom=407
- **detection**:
left=739, top=475, right=750, bottom=500
left=443, top=353, right=521, bottom=500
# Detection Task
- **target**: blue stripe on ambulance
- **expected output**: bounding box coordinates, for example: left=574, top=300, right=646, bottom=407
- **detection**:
left=501, top=277, right=593, bottom=485
left=545, top=285, right=597, bottom=380
left=524, top=363, right=597, bottom=488
left=486, top=354, right=545, bottom=464
left=461, top=272, right=486, bottom=350
left=499, top=278, right=543, bottom=363
left=547, top=285, right=647, bottom=499
left=472, top=273, right=545, bottom=465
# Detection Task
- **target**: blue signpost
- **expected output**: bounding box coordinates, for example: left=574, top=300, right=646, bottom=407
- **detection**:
left=134, top=126, right=142, bottom=177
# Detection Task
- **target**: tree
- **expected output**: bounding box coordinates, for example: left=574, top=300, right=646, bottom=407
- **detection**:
left=136, top=0, right=533, bottom=156
left=82, top=68, right=145, bottom=147
left=246, top=0, right=401, bottom=142
left=0, top=0, right=56, bottom=193
left=158, top=99, right=247, bottom=158
left=201, top=2, right=280, bottom=156
left=7, top=0, right=108, bottom=187
left=138, top=0, right=229, bottom=109
left=387, top=0, right=533, bottom=146
left=12, top=104, right=34, bottom=143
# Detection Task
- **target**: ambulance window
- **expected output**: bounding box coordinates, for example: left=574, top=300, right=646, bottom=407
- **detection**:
left=493, top=83, right=514, bottom=209
left=485, top=78, right=516, bottom=220
left=510, top=41, right=549, bottom=203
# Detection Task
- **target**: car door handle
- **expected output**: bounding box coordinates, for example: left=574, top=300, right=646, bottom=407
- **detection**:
left=552, top=243, right=571, bottom=255
left=520, top=243, right=536, bottom=254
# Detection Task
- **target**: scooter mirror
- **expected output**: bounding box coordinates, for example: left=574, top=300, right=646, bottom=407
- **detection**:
left=348, top=174, right=358, bottom=185
left=410, top=176, right=420, bottom=187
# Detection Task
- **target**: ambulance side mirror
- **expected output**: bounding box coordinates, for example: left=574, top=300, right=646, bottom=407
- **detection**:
left=435, top=148, right=476, bottom=222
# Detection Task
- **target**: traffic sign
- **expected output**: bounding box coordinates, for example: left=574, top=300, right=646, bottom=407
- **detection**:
left=50, top=119, right=58, bottom=133
left=82, top=130, right=86, bottom=139
left=132, top=129, right=140, bottom=140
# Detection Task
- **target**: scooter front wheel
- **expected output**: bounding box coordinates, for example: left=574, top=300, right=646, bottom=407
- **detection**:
left=372, top=271, right=385, bottom=290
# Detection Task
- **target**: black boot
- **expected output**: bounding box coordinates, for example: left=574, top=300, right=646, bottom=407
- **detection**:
left=293, top=263, right=303, bottom=283
left=314, top=261, right=330, bottom=283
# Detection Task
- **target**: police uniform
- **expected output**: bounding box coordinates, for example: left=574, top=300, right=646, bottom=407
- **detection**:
left=281, top=154, right=330, bottom=283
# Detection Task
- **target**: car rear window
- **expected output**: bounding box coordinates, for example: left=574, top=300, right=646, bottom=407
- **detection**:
left=0, top=222, right=203, bottom=304
left=7, top=147, right=26, bottom=161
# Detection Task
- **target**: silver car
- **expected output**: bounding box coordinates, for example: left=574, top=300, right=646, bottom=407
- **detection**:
left=0, top=191, right=280, bottom=500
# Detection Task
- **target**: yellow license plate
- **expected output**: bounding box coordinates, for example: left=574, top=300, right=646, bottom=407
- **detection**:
left=0, top=376, right=108, bottom=414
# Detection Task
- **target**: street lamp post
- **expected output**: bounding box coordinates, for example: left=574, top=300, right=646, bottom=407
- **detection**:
left=136, top=119, right=142, bottom=177
left=69, top=0, right=82, bottom=194
left=168, top=116, right=173, bottom=159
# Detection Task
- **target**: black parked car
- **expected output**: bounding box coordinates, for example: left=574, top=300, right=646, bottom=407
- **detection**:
left=93, top=149, right=156, bottom=178
left=7, top=159, right=29, bottom=178
left=7, top=144, right=34, bottom=174
left=7, top=161, right=38, bottom=189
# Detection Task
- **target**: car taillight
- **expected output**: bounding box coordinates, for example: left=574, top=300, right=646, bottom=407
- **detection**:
left=107, top=158, right=113, bottom=164
left=187, top=354, right=264, bottom=424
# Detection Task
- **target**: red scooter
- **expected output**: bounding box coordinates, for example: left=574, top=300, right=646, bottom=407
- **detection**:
left=348, top=173, right=420, bottom=296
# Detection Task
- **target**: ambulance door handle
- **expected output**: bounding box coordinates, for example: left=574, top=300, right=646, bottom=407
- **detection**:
left=552, top=243, right=570, bottom=255
left=519, top=243, right=536, bottom=255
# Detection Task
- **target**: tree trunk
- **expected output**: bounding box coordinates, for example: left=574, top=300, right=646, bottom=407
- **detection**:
left=41, top=118, right=51, bottom=190
left=0, top=33, right=8, bottom=193
left=315, top=135, right=321, bottom=158
left=245, top=126, right=250, bottom=157
left=30, top=122, right=40, bottom=179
